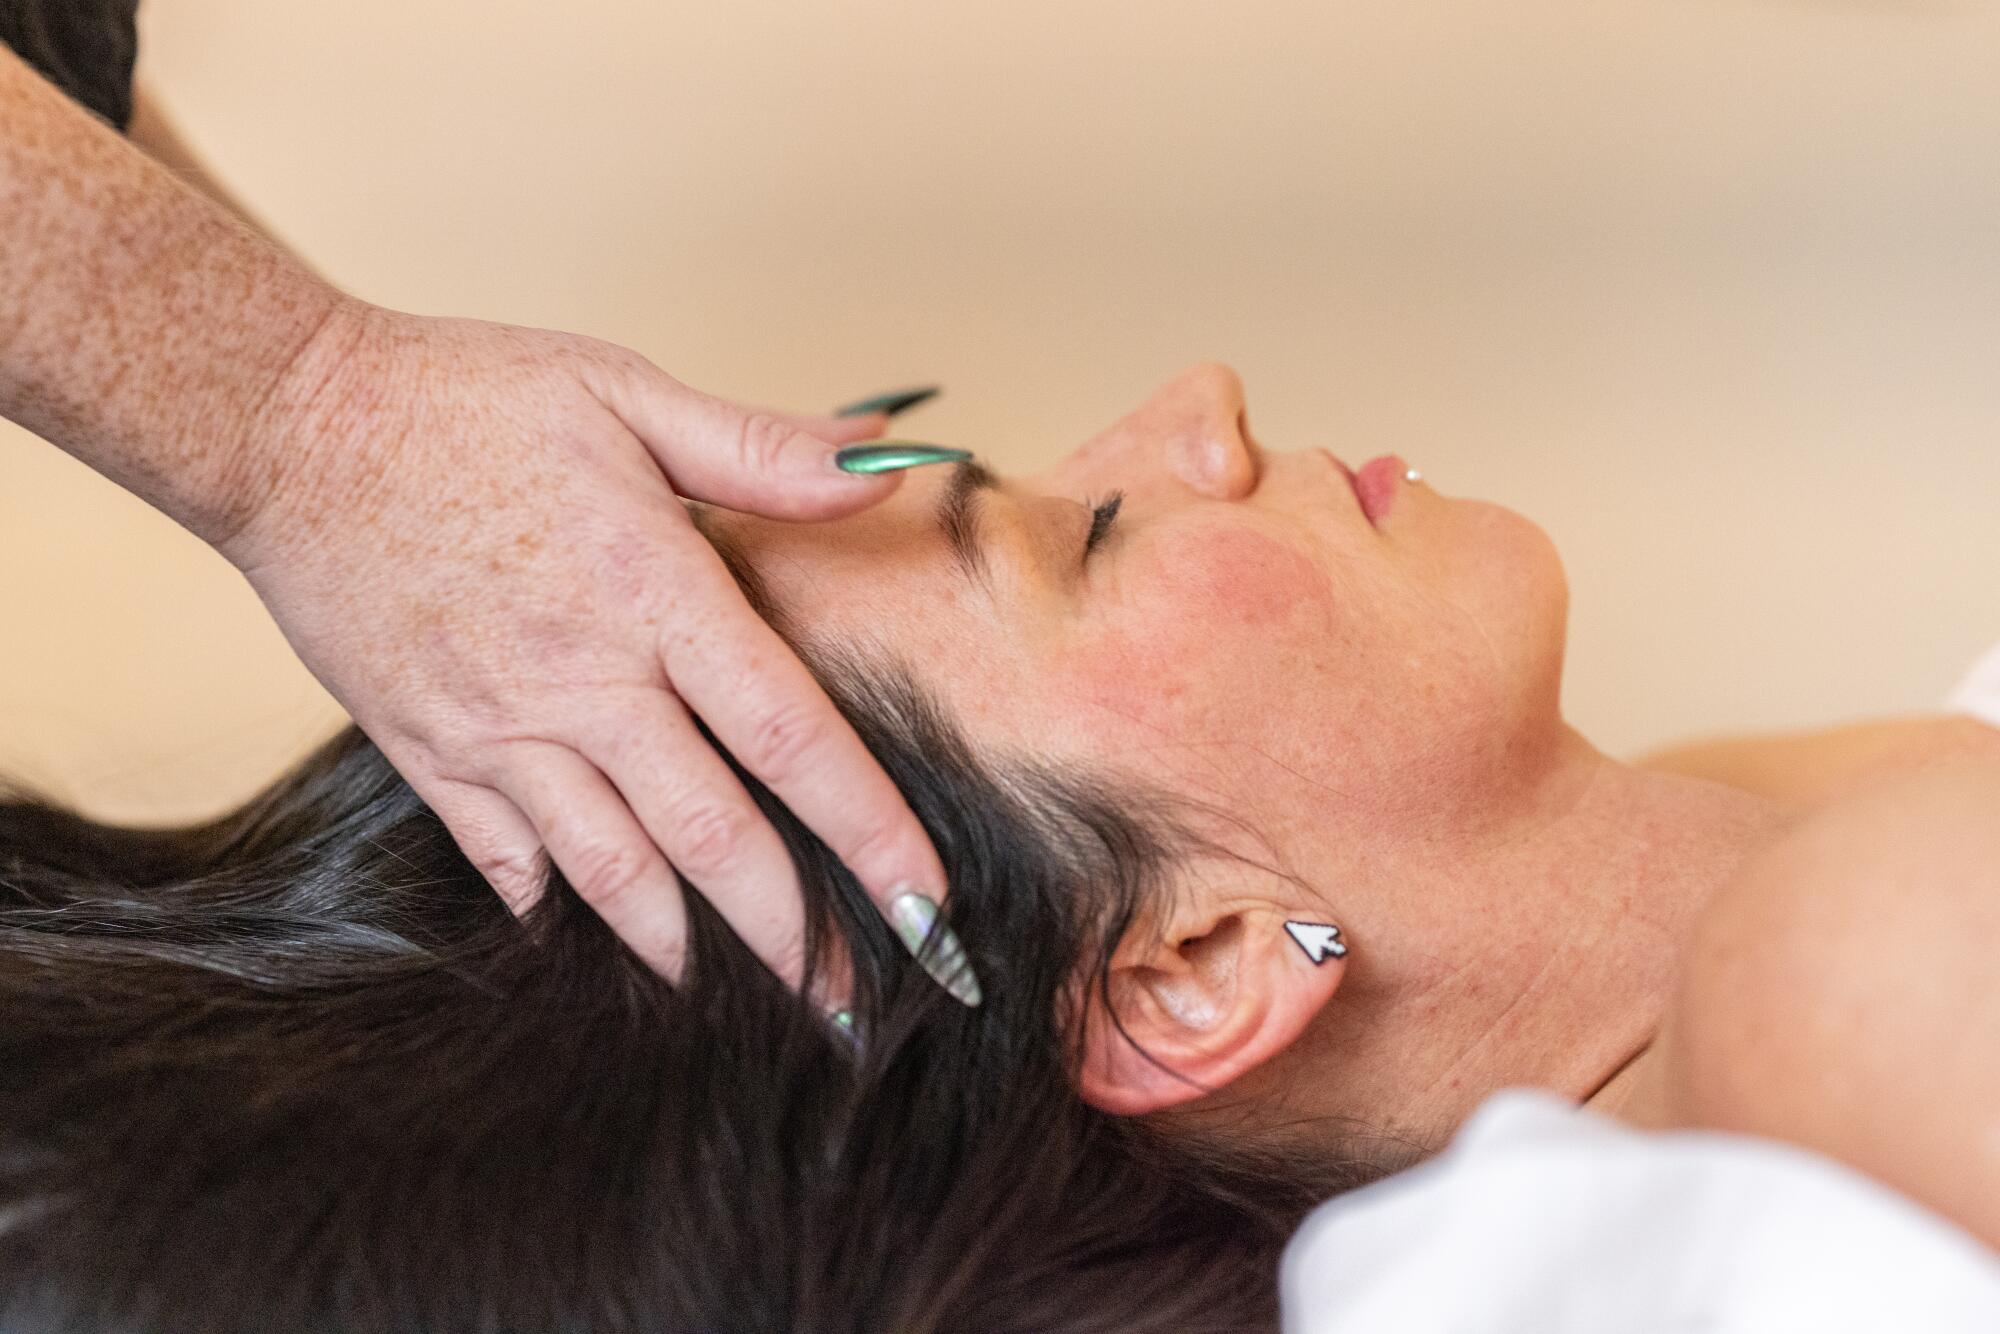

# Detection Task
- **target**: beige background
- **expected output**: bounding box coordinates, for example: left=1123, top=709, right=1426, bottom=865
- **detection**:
left=4, top=0, right=1997, bottom=824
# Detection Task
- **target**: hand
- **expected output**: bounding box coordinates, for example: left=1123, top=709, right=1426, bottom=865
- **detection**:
left=218, top=300, right=974, bottom=1007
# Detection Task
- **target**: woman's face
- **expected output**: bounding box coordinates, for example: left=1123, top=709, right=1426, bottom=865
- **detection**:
left=723, top=363, right=1573, bottom=923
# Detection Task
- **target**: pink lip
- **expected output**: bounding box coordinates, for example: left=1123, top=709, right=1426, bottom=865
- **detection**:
left=1318, top=448, right=1403, bottom=527
left=1352, top=455, right=1408, bottom=524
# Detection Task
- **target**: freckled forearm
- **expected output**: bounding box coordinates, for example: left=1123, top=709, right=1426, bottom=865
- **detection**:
left=125, top=78, right=305, bottom=265
left=0, top=46, right=352, bottom=548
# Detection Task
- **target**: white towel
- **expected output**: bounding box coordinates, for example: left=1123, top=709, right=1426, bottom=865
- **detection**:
left=1280, top=1089, right=2000, bottom=1333
left=1944, top=638, right=2000, bottom=730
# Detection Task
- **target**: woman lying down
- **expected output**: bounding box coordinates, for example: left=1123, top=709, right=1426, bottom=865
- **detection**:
left=4, top=363, right=1999, bottom=1332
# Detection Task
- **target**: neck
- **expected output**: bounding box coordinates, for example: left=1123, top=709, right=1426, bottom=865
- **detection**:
left=1277, top=723, right=1795, bottom=1154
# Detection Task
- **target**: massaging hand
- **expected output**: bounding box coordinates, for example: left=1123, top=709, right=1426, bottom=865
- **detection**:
left=214, top=301, right=954, bottom=1001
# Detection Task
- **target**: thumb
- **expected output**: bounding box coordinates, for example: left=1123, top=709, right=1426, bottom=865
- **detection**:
left=601, top=363, right=937, bottom=522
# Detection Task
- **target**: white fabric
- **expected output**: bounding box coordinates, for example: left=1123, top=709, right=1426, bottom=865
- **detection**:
left=1280, top=638, right=2000, bottom=1332
left=1944, top=638, right=2000, bottom=730
left=1280, top=1088, right=2000, bottom=1333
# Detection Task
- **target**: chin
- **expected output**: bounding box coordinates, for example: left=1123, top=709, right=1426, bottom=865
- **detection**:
left=1451, top=498, right=1572, bottom=726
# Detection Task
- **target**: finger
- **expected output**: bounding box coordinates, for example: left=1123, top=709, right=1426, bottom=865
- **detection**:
left=416, top=773, right=550, bottom=915
left=592, top=368, right=909, bottom=522
left=660, top=575, right=979, bottom=1007
left=767, top=409, right=890, bottom=446
left=498, top=742, right=693, bottom=983
left=579, top=689, right=819, bottom=998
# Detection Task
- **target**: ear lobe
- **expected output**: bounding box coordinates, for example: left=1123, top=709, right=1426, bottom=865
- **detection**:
left=1075, top=911, right=1347, bottom=1116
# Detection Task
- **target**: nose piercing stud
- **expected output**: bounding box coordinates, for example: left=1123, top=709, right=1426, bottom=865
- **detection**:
left=1404, top=467, right=1423, bottom=483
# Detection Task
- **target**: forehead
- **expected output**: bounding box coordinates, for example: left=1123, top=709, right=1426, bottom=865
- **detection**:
left=705, top=466, right=1038, bottom=688
left=707, top=480, right=1105, bottom=780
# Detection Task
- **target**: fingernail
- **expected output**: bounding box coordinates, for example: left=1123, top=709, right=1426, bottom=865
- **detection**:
left=832, top=442, right=972, bottom=476
left=826, top=1007, right=862, bottom=1055
left=834, top=386, right=941, bottom=419
left=887, top=890, right=982, bottom=1007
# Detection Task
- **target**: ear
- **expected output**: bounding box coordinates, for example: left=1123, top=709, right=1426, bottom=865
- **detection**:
left=1075, top=905, right=1349, bottom=1116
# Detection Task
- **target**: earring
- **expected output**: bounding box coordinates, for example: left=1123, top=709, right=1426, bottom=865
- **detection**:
left=1284, top=921, right=1348, bottom=964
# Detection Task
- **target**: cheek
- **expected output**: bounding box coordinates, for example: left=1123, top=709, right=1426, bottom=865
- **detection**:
left=1061, top=527, right=1338, bottom=732
left=1178, top=525, right=1335, bottom=633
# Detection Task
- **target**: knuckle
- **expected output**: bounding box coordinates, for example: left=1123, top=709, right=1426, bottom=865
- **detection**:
left=664, top=799, right=754, bottom=881
left=604, top=341, right=658, bottom=379
left=838, top=814, right=914, bottom=883
left=743, top=704, right=829, bottom=784
left=733, top=410, right=796, bottom=475
left=472, top=845, right=549, bottom=910
left=565, top=837, right=656, bottom=910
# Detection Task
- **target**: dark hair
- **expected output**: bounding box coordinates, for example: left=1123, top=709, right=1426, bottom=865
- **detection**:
left=0, top=543, right=1419, bottom=1332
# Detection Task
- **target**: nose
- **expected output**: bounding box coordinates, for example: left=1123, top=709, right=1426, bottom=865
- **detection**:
left=1061, top=362, right=1261, bottom=501
left=1156, top=362, right=1260, bottom=499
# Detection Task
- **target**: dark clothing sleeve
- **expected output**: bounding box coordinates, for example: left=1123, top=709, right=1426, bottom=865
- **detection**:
left=0, top=0, right=141, bottom=134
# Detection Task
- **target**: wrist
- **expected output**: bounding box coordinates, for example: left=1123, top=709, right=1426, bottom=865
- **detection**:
left=207, top=294, right=393, bottom=571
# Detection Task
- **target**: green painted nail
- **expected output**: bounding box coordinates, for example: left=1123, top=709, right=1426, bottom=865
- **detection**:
left=834, top=386, right=941, bottom=419
left=832, top=442, right=972, bottom=476
left=827, top=1008, right=862, bottom=1054
left=887, top=889, right=982, bottom=1008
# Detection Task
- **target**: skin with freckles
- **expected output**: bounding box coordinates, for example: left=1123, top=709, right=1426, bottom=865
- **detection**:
left=7, top=40, right=973, bottom=1005
left=710, top=362, right=1999, bottom=1195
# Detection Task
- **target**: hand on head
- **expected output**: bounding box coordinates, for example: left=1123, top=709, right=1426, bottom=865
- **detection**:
left=217, top=299, right=975, bottom=1011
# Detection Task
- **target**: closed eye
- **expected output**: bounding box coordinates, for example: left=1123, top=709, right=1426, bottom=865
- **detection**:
left=1082, top=491, right=1124, bottom=562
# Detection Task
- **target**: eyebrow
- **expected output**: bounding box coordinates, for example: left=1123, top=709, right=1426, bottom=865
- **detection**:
left=936, top=458, right=1000, bottom=587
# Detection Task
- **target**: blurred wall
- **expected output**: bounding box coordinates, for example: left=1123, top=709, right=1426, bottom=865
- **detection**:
left=4, top=0, right=1997, bottom=823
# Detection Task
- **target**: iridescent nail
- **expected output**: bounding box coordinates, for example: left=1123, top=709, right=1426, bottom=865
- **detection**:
left=887, top=890, right=982, bottom=1007
left=833, top=386, right=941, bottom=419
left=827, top=1008, right=862, bottom=1054
left=832, top=442, right=972, bottom=475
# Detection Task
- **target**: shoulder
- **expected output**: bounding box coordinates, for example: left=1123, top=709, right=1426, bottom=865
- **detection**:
left=1671, top=749, right=2000, bottom=1070
left=1636, top=712, right=2000, bottom=818
left=1649, top=752, right=2000, bottom=1247
left=1693, top=746, right=2000, bottom=969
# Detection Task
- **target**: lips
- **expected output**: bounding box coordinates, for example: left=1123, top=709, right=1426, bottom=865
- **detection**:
left=1316, top=448, right=1404, bottom=526
left=1352, top=455, right=1408, bottom=523
left=1317, top=448, right=1369, bottom=519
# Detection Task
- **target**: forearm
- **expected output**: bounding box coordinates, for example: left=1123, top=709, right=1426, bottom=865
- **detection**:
left=0, top=44, right=353, bottom=549
left=125, top=78, right=305, bottom=266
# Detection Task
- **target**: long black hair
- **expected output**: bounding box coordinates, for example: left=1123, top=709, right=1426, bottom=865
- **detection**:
left=0, top=565, right=1416, bottom=1332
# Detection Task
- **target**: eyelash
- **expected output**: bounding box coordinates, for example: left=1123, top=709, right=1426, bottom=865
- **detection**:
left=1082, top=490, right=1125, bottom=560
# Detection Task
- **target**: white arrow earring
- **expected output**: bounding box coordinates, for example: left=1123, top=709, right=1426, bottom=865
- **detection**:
left=1284, top=921, right=1348, bottom=965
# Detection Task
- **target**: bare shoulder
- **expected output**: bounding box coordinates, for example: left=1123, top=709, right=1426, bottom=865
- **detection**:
left=1635, top=712, right=2000, bottom=818
left=1713, top=745, right=2000, bottom=933
left=1648, top=752, right=2000, bottom=1250
left=1676, top=747, right=2000, bottom=1032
